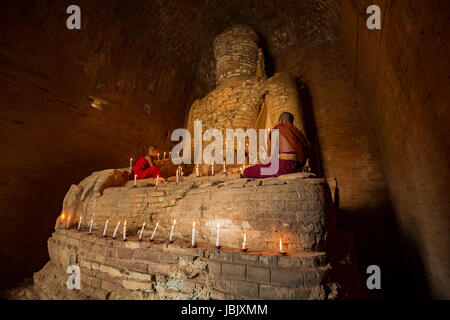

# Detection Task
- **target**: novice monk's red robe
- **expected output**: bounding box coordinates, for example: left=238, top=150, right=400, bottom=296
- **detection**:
left=272, top=121, right=311, bottom=165
left=243, top=122, right=311, bottom=178
left=134, top=156, right=161, bottom=179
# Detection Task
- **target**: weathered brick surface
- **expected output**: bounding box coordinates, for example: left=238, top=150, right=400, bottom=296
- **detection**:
left=57, top=172, right=334, bottom=255
left=221, top=263, right=246, bottom=281
left=230, top=280, right=259, bottom=299
left=27, top=230, right=346, bottom=300
left=271, top=268, right=303, bottom=287
left=246, top=265, right=270, bottom=284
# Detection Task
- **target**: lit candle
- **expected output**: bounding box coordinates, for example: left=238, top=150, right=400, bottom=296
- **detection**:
left=66, top=216, right=71, bottom=229
left=150, top=221, right=159, bottom=241
left=191, top=221, right=196, bottom=247
left=216, top=224, right=220, bottom=247
left=211, top=163, right=214, bottom=176
left=169, top=151, right=171, bottom=159
left=102, top=219, right=109, bottom=237
left=223, top=161, right=226, bottom=174
left=134, top=174, right=137, bottom=186
left=123, top=220, right=127, bottom=240
left=138, top=222, right=145, bottom=241
left=278, top=238, right=287, bottom=255
left=180, top=166, right=183, bottom=176
left=157, top=153, right=160, bottom=161
left=242, top=234, right=247, bottom=250
left=59, top=212, right=65, bottom=224
left=129, top=158, right=133, bottom=171
left=155, top=175, right=159, bottom=189
left=77, top=216, right=82, bottom=231
left=112, top=221, right=120, bottom=239
left=169, top=219, right=176, bottom=242
left=176, top=168, right=179, bottom=183
left=196, top=165, right=199, bottom=177
left=163, top=152, right=166, bottom=159
left=88, top=218, right=94, bottom=234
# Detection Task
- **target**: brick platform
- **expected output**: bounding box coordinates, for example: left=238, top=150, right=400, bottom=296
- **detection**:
left=60, top=170, right=334, bottom=254
left=35, top=229, right=331, bottom=300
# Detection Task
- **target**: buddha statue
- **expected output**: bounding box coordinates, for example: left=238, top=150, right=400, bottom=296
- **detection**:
left=187, top=25, right=308, bottom=172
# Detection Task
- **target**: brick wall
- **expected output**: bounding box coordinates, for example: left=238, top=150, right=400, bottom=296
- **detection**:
left=338, top=0, right=450, bottom=298
left=0, top=1, right=191, bottom=288
left=35, top=229, right=334, bottom=299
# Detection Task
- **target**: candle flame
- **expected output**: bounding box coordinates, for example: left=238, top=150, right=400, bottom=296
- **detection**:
left=279, top=238, right=282, bottom=251
left=142, top=222, right=146, bottom=227
left=59, top=211, right=66, bottom=222
left=193, top=221, right=195, bottom=228
left=173, top=219, right=177, bottom=225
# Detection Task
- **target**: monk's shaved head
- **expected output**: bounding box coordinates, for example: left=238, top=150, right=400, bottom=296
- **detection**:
left=279, top=112, right=294, bottom=123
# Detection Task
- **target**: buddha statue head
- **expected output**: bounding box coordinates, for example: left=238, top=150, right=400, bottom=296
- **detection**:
left=213, top=25, right=260, bottom=85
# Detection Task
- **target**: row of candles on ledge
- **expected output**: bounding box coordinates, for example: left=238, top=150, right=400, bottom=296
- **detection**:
left=62, top=215, right=287, bottom=255
left=129, top=152, right=172, bottom=170
left=131, top=162, right=246, bottom=186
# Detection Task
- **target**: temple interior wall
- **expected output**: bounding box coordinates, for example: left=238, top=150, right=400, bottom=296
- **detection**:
left=0, top=0, right=447, bottom=299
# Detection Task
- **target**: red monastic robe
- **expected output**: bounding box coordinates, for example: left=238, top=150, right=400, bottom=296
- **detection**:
left=134, top=156, right=161, bottom=179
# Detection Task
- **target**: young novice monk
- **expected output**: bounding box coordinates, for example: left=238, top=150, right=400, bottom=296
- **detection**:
left=134, top=146, right=165, bottom=181
left=243, top=112, right=311, bottom=178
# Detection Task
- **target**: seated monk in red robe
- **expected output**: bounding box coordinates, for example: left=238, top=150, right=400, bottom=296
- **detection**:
left=243, top=112, right=311, bottom=178
left=134, top=146, right=165, bottom=181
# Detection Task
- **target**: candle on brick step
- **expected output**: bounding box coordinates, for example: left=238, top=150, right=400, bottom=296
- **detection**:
left=242, top=233, right=247, bottom=250
left=138, top=222, right=145, bottom=241
left=163, top=152, right=166, bottom=159
left=134, top=174, right=137, bottom=186
left=196, top=165, right=199, bottom=177
left=59, top=211, right=65, bottom=224
left=77, top=216, right=82, bottom=231
left=102, top=219, right=109, bottom=237
left=129, top=158, right=133, bottom=171
left=278, top=238, right=287, bottom=255
left=157, top=153, right=160, bottom=161
left=223, top=161, right=226, bottom=174
left=180, top=166, right=183, bottom=176
left=66, top=216, right=71, bottom=229
left=216, top=224, right=220, bottom=247
left=155, top=175, right=159, bottom=189
left=88, top=218, right=94, bottom=234
left=211, top=163, right=214, bottom=176
left=123, top=220, right=127, bottom=240
left=191, top=221, right=196, bottom=247
left=112, top=221, right=120, bottom=239
left=176, top=168, right=179, bottom=183
left=169, top=219, right=176, bottom=242
left=150, top=221, right=159, bottom=241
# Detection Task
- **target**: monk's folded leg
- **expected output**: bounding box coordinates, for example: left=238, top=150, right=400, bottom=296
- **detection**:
left=242, top=160, right=302, bottom=178
left=137, top=165, right=161, bottom=179
left=243, top=163, right=277, bottom=178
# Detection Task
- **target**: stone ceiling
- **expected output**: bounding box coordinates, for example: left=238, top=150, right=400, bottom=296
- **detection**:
left=2, top=0, right=340, bottom=113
